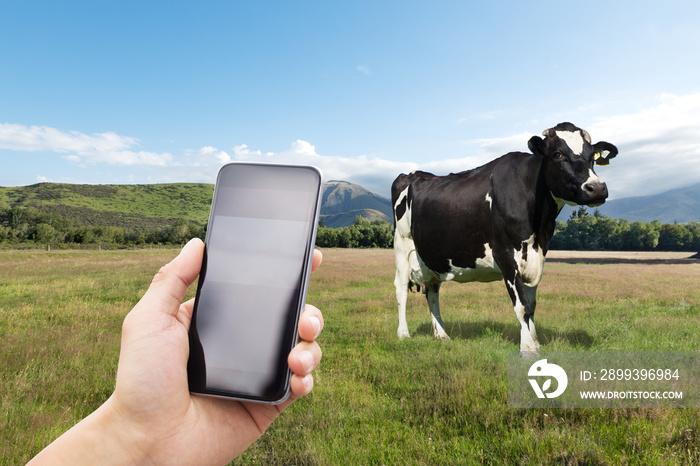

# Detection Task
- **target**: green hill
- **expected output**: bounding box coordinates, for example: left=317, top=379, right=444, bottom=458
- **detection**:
left=0, top=183, right=214, bottom=229
left=320, top=208, right=391, bottom=229
left=0, top=180, right=394, bottom=232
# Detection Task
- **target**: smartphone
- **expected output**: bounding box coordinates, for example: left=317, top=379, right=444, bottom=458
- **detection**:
left=187, top=162, right=322, bottom=403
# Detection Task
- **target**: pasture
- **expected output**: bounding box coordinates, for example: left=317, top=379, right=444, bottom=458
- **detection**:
left=1, top=248, right=700, bottom=465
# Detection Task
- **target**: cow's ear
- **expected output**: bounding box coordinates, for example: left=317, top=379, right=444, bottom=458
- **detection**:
left=592, top=141, right=618, bottom=166
left=528, top=136, right=546, bottom=158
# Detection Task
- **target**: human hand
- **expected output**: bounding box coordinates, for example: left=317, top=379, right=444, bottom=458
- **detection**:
left=29, top=238, right=323, bottom=465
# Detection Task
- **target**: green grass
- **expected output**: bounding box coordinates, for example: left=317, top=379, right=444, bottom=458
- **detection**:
left=243, top=249, right=700, bottom=465
left=2, top=248, right=700, bottom=464
left=0, top=249, right=183, bottom=462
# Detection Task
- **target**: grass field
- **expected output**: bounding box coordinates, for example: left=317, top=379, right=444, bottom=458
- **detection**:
left=2, top=248, right=700, bottom=464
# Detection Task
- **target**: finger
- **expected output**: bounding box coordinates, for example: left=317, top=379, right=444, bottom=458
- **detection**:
left=297, top=304, right=323, bottom=342
left=289, top=373, right=314, bottom=398
left=311, top=249, right=322, bottom=272
left=273, top=373, right=313, bottom=408
left=288, top=341, right=322, bottom=376
left=137, top=238, right=204, bottom=316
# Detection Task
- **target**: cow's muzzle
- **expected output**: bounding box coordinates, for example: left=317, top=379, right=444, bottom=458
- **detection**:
left=582, top=180, right=608, bottom=206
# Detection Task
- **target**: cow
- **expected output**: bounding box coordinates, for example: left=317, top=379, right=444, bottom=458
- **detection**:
left=392, top=122, right=618, bottom=357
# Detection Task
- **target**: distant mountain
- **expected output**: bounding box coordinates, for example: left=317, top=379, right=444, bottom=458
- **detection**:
left=320, top=180, right=393, bottom=228
left=559, top=183, right=700, bottom=223
left=600, top=183, right=700, bottom=223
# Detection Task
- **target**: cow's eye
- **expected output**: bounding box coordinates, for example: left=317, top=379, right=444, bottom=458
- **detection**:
left=553, top=151, right=564, bottom=160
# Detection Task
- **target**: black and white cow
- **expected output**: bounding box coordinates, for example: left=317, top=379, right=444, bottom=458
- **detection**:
left=392, top=122, right=618, bottom=356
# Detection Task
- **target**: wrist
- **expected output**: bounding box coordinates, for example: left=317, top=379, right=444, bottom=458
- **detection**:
left=98, top=395, right=153, bottom=463
left=28, top=396, right=151, bottom=466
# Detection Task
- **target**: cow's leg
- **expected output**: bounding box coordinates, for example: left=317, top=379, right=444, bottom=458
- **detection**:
left=394, top=249, right=411, bottom=339
left=504, top=273, right=540, bottom=358
left=426, top=283, right=449, bottom=340
left=525, top=284, right=539, bottom=348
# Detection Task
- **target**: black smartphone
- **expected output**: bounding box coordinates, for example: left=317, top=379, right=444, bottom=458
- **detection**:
left=187, top=162, right=322, bottom=403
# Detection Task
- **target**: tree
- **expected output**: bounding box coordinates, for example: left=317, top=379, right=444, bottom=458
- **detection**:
left=168, top=220, right=192, bottom=245
left=623, top=222, right=659, bottom=250
left=316, top=227, right=339, bottom=247
left=33, top=223, right=56, bottom=244
left=657, top=223, right=693, bottom=251
left=314, top=217, right=393, bottom=248
left=686, top=223, right=700, bottom=251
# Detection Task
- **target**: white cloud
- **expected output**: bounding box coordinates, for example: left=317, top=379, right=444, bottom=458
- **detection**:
left=222, top=140, right=413, bottom=196
left=443, top=93, right=700, bottom=200
left=4, top=92, right=700, bottom=200
left=0, top=123, right=172, bottom=166
left=232, top=144, right=265, bottom=159
left=63, top=155, right=81, bottom=163
left=587, top=92, right=700, bottom=198
left=196, top=146, right=231, bottom=165
left=290, top=139, right=317, bottom=155
left=468, top=132, right=531, bottom=158
left=356, top=65, right=371, bottom=76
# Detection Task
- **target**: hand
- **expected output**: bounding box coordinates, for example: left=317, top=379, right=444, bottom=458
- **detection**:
left=29, top=238, right=324, bottom=465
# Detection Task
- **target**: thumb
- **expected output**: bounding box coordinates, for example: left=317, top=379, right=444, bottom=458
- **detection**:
left=137, top=238, right=204, bottom=317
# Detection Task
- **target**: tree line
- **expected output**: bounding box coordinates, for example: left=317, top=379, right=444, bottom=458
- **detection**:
left=315, top=216, right=394, bottom=248
left=318, top=209, right=700, bottom=252
left=0, top=206, right=395, bottom=249
left=0, top=207, right=205, bottom=249
left=550, top=207, right=700, bottom=251
left=1, top=205, right=698, bottom=252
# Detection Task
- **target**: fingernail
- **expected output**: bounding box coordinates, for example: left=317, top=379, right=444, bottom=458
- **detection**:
left=298, top=350, right=316, bottom=373
left=181, top=237, right=199, bottom=252
left=310, top=316, right=321, bottom=338
left=302, top=374, right=314, bottom=392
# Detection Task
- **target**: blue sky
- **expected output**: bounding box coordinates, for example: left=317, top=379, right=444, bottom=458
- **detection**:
left=2, top=0, right=700, bottom=199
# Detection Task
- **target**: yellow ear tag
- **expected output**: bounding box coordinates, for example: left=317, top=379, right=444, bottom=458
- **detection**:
left=595, top=151, right=611, bottom=165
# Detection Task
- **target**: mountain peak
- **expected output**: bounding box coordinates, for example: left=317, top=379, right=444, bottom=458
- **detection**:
left=320, top=181, right=393, bottom=228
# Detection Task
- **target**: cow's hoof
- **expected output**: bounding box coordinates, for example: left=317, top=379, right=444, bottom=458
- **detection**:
left=520, top=350, right=540, bottom=360
left=397, top=330, right=411, bottom=340
left=435, top=332, right=450, bottom=341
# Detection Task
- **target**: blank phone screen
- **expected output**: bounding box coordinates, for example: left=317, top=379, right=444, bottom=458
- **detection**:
left=187, top=163, right=321, bottom=402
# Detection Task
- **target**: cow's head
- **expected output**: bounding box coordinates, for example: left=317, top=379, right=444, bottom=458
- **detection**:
left=528, top=122, right=618, bottom=207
